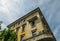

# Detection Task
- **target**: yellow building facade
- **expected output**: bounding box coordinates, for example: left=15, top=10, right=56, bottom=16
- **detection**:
left=7, top=7, right=56, bottom=41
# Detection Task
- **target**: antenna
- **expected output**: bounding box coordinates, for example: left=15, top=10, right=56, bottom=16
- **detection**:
left=0, top=21, right=3, bottom=30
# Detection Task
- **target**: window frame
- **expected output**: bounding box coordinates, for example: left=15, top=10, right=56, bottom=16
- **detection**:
left=22, top=24, right=26, bottom=32
left=20, top=34, right=24, bottom=41
left=31, top=29, right=37, bottom=37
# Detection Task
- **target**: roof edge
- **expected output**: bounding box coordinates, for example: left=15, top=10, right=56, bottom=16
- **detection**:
left=7, top=7, right=41, bottom=28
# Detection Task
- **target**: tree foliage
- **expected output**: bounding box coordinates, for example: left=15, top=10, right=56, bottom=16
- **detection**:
left=0, top=29, right=17, bottom=41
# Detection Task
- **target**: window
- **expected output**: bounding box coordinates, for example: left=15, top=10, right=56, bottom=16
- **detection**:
left=16, top=28, right=18, bottom=34
left=32, top=29, right=37, bottom=37
left=28, top=16, right=37, bottom=28
left=18, top=22, right=20, bottom=25
left=30, top=20, right=35, bottom=27
left=31, top=21, right=35, bottom=26
left=13, top=25, right=15, bottom=28
left=22, top=24, right=25, bottom=32
left=23, top=19, right=25, bottom=22
left=20, top=35, right=24, bottom=41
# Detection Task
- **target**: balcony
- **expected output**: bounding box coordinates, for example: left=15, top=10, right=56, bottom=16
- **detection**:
left=24, top=30, right=54, bottom=41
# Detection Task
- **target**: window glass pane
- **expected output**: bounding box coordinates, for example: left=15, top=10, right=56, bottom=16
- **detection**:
left=16, top=28, right=18, bottom=34
left=18, top=22, right=20, bottom=25
left=30, top=20, right=36, bottom=28
left=16, top=27, right=19, bottom=34
left=28, top=16, right=38, bottom=28
left=31, top=21, right=35, bottom=26
left=32, top=29, right=37, bottom=36
left=20, top=35, right=24, bottom=41
left=22, top=24, right=25, bottom=32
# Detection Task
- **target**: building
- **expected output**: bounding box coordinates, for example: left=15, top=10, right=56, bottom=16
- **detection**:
left=7, top=7, right=56, bottom=41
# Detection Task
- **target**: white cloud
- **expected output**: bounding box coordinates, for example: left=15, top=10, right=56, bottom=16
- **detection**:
left=1, top=23, right=7, bottom=30
left=0, top=0, right=21, bottom=29
left=0, top=0, right=9, bottom=13
left=38, top=0, right=50, bottom=6
left=0, top=0, right=28, bottom=29
left=0, top=0, right=21, bottom=23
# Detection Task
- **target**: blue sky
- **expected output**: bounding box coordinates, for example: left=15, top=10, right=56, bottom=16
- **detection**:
left=0, top=0, right=60, bottom=41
